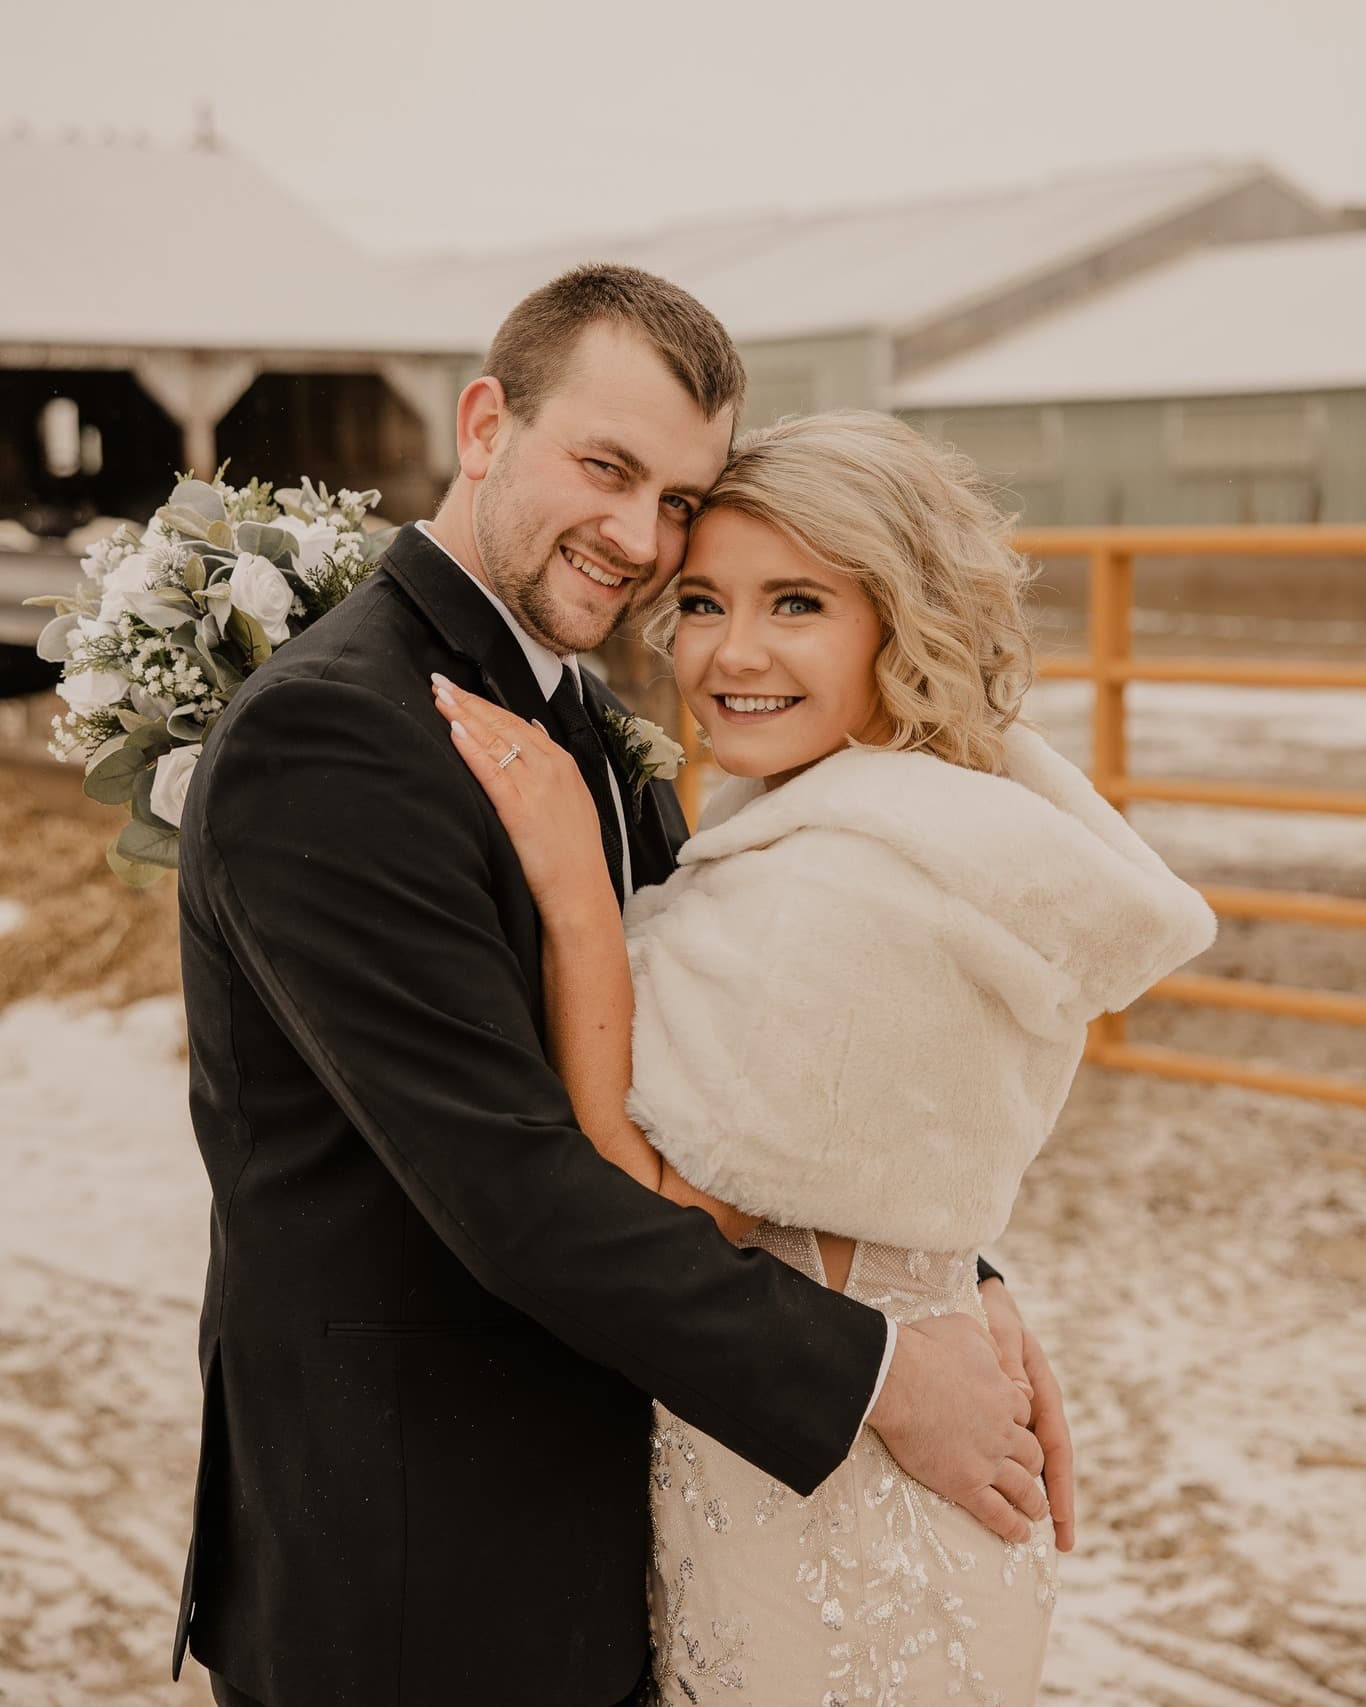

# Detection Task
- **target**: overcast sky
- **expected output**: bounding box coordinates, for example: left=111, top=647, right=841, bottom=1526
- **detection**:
left=5, top=0, right=1365, bottom=253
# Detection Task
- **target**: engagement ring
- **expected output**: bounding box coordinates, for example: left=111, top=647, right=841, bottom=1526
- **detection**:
left=496, top=743, right=523, bottom=771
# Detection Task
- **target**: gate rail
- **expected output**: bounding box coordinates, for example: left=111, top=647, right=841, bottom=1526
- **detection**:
left=679, top=525, right=1366, bottom=1109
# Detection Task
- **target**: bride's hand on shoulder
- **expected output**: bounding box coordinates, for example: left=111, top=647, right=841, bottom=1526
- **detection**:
left=431, top=675, right=614, bottom=923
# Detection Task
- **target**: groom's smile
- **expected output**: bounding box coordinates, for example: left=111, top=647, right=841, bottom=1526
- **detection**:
left=556, top=538, right=640, bottom=594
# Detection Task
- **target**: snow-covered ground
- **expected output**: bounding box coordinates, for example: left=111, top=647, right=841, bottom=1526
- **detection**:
left=1, top=670, right=1363, bottom=1706
left=0, top=998, right=213, bottom=1707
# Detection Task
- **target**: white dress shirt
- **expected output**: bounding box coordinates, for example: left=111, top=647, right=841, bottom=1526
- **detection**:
left=415, top=520, right=894, bottom=1428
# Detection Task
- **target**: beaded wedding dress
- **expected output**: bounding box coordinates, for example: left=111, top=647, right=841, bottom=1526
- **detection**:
left=646, top=1227, right=1057, bottom=1707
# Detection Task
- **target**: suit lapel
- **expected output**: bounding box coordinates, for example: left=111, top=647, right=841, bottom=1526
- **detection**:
left=380, top=523, right=554, bottom=732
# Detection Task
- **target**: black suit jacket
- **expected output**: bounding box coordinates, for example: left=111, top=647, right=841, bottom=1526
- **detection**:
left=172, top=525, right=890, bottom=1707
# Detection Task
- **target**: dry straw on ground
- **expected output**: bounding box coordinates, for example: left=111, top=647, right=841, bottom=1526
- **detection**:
left=0, top=765, right=181, bottom=1014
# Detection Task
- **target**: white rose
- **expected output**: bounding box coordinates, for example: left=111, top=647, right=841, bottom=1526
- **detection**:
left=632, top=717, right=686, bottom=780
left=228, top=552, right=293, bottom=645
left=95, top=585, right=138, bottom=632
left=273, top=515, right=338, bottom=574
left=149, top=744, right=202, bottom=830
left=57, top=667, right=130, bottom=715
left=102, top=551, right=157, bottom=596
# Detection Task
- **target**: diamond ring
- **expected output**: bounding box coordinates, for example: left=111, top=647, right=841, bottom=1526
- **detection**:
left=496, top=743, right=523, bottom=771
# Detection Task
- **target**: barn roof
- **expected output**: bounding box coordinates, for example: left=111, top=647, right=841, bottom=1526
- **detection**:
left=409, top=159, right=1303, bottom=345
left=895, top=231, right=1366, bottom=406
left=0, top=133, right=447, bottom=353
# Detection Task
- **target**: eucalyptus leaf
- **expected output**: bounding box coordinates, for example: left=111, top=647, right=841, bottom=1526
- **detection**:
left=22, top=594, right=80, bottom=612
left=125, top=720, right=174, bottom=759
left=36, top=612, right=82, bottom=662
left=183, top=555, right=206, bottom=593
left=235, top=521, right=294, bottom=562
left=362, top=526, right=398, bottom=563
left=226, top=606, right=273, bottom=668
left=85, top=733, right=130, bottom=774
left=158, top=505, right=215, bottom=542
left=169, top=478, right=227, bottom=524
left=194, top=629, right=219, bottom=671
left=128, top=683, right=176, bottom=721
left=167, top=704, right=208, bottom=742
left=116, top=815, right=180, bottom=870
left=128, top=588, right=193, bottom=630
left=84, top=740, right=150, bottom=806
left=116, top=708, right=154, bottom=734
left=106, top=838, right=166, bottom=889
left=200, top=638, right=243, bottom=693
left=130, top=765, right=177, bottom=830
left=206, top=519, right=234, bottom=551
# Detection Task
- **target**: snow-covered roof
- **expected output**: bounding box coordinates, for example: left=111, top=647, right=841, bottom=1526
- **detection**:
left=0, top=134, right=459, bottom=353
left=2, top=137, right=1312, bottom=356
left=408, top=159, right=1303, bottom=346
left=895, top=232, right=1366, bottom=407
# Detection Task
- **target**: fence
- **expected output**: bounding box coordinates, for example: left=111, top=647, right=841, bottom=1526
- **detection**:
left=676, top=526, right=1366, bottom=1109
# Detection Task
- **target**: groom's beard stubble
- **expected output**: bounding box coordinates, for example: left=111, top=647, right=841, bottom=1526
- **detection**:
left=472, top=459, right=655, bottom=658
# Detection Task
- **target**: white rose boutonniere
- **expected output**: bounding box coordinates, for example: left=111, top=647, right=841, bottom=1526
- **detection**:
left=601, top=709, right=686, bottom=818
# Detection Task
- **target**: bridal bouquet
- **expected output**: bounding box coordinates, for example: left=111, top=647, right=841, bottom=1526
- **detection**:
left=29, top=471, right=394, bottom=887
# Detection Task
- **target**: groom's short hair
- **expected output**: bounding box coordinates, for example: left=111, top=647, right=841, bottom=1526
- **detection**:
left=484, top=263, right=746, bottom=427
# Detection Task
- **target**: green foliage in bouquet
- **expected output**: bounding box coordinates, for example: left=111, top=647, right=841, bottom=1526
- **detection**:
left=26, top=470, right=396, bottom=887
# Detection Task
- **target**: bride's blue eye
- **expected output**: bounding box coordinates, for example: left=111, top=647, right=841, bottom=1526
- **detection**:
left=678, top=594, right=723, bottom=616
left=775, top=590, right=823, bottom=615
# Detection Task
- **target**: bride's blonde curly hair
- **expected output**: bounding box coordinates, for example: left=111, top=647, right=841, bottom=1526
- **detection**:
left=651, top=410, right=1036, bottom=775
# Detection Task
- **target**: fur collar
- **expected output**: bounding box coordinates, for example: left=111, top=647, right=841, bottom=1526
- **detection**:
left=623, top=726, right=1216, bottom=1249
left=681, top=725, right=1215, bottom=1020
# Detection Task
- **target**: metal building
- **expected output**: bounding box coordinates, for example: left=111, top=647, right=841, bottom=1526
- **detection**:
left=896, top=231, right=1366, bottom=525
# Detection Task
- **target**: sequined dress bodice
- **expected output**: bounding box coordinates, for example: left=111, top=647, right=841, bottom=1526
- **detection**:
left=647, top=1226, right=1056, bottom=1707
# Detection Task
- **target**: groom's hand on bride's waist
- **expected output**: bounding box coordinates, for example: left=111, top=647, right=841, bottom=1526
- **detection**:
left=978, top=1276, right=1076, bottom=1555
left=867, top=1313, right=1048, bottom=1546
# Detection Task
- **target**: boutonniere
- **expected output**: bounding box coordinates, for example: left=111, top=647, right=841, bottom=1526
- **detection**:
left=601, top=709, right=687, bottom=819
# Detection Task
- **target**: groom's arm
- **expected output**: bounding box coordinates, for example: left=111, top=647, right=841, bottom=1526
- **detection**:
left=199, top=672, right=887, bottom=1496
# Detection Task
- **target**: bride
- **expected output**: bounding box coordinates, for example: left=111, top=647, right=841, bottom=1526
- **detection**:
left=431, top=411, right=1215, bottom=1705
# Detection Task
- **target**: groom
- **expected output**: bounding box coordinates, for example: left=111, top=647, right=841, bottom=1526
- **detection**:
left=174, top=263, right=1071, bottom=1707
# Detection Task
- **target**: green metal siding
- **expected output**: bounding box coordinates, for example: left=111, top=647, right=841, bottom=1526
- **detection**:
left=899, top=391, right=1366, bottom=524
left=738, top=332, right=883, bottom=428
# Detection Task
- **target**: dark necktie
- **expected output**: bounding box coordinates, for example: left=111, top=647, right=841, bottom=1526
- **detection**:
left=548, top=670, right=625, bottom=908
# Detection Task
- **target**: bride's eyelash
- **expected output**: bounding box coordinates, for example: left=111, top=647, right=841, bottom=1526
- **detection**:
left=774, top=586, right=825, bottom=611
left=677, top=593, right=719, bottom=614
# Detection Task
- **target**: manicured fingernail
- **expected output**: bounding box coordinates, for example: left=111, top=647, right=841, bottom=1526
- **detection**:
left=431, top=672, right=453, bottom=691
left=449, top=720, right=468, bottom=739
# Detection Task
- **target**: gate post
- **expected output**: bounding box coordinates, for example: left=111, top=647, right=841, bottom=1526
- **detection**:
left=1089, top=547, right=1133, bottom=1061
